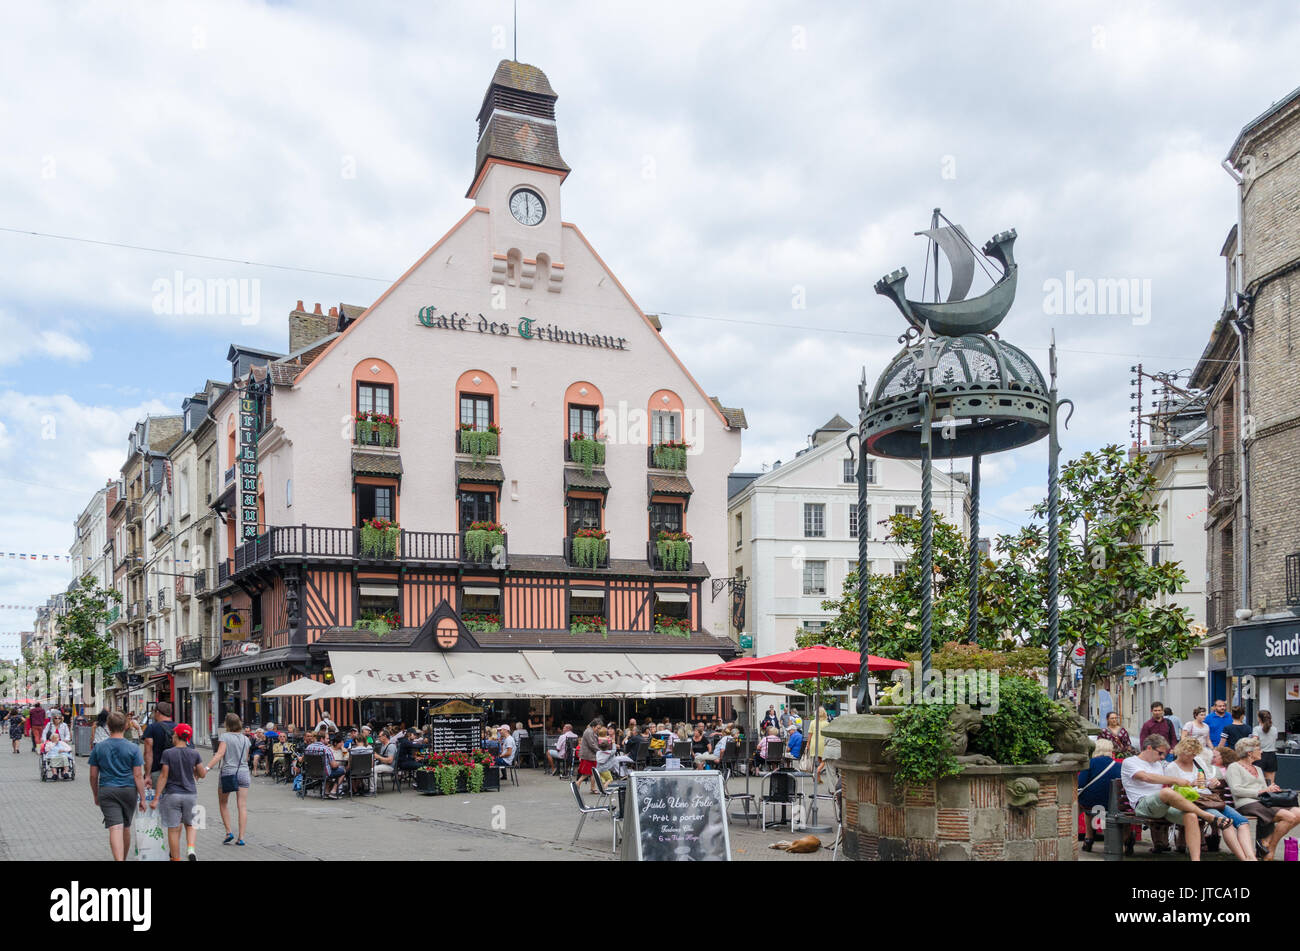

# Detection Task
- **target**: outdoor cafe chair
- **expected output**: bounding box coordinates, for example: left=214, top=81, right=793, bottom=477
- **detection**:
left=298, top=753, right=328, bottom=799
left=760, top=770, right=805, bottom=833
left=721, top=769, right=755, bottom=827
left=570, top=781, right=619, bottom=853
left=502, top=748, right=522, bottom=787
left=631, top=740, right=649, bottom=771
left=344, top=750, right=373, bottom=798
left=560, top=736, right=579, bottom=778
left=672, top=740, right=692, bottom=763
left=760, top=740, right=785, bottom=775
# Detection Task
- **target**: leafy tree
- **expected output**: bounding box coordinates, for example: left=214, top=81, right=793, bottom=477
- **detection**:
left=37, top=648, right=56, bottom=699
left=54, top=575, right=122, bottom=685
left=991, top=445, right=1198, bottom=712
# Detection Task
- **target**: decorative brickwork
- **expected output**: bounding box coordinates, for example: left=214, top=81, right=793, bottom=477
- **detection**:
left=904, top=782, right=936, bottom=807
left=971, top=775, right=1003, bottom=808
left=878, top=803, right=905, bottom=838
left=936, top=808, right=971, bottom=840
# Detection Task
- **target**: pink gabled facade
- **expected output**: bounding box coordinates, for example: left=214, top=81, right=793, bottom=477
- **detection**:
left=209, top=61, right=745, bottom=722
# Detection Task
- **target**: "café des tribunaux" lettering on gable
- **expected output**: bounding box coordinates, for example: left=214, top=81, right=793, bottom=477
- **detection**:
left=416, top=305, right=628, bottom=351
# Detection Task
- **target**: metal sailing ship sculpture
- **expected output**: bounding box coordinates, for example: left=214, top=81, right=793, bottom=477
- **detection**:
left=850, top=211, right=1071, bottom=709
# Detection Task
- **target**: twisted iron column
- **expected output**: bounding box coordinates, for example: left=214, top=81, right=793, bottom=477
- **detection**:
left=1047, top=339, right=1062, bottom=700
left=967, top=453, right=981, bottom=644
left=920, top=395, right=933, bottom=679
left=854, top=374, right=872, bottom=713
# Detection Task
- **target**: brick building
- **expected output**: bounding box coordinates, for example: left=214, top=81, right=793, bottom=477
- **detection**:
left=1191, top=84, right=1300, bottom=739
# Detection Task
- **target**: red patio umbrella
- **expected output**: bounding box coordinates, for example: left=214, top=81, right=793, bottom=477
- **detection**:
left=667, top=647, right=908, bottom=832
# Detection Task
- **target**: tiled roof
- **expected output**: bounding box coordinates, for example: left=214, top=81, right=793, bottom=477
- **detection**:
left=508, top=553, right=710, bottom=581
left=564, top=467, right=611, bottom=492
left=269, top=363, right=303, bottom=386
left=476, top=112, right=569, bottom=177
left=710, top=398, right=748, bottom=429
left=647, top=472, right=693, bottom=496
left=315, top=627, right=418, bottom=647
left=489, top=60, right=557, bottom=98
left=472, top=629, right=739, bottom=654
left=352, top=452, right=404, bottom=477
left=457, top=460, right=505, bottom=484
left=339, top=303, right=367, bottom=322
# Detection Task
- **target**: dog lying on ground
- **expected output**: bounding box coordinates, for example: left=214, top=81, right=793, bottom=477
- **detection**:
left=769, top=835, right=821, bottom=853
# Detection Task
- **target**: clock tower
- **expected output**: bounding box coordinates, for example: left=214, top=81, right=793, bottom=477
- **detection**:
left=467, top=60, right=570, bottom=294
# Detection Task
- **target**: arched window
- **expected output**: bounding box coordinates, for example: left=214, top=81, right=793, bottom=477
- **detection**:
left=647, top=389, right=684, bottom=445
left=352, top=358, right=398, bottom=447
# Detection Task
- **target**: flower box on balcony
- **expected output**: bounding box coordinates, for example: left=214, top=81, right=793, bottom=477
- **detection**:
left=653, top=614, right=692, bottom=639
left=462, top=612, right=502, bottom=633
left=569, top=529, right=609, bottom=568
left=459, top=424, right=500, bottom=463
left=464, top=521, right=504, bottom=564
left=355, top=412, right=398, bottom=448
left=650, top=441, right=690, bottom=471
left=354, top=610, right=401, bottom=637
left=360, top=518, right=401, bottom=558
left=570, top=615, right=609, bottom=639
left=654, top=531, right=692, bottom=571
left=568, top=433, right=606, bottom=476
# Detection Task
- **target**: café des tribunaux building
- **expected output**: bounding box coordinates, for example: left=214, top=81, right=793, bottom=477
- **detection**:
left=209, top=60, right=747, bottom=729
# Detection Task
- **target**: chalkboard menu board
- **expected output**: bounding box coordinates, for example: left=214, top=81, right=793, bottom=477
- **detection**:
left=429, top=714, right=483, bottom=754
left=620, top=769, right=731, bottom=861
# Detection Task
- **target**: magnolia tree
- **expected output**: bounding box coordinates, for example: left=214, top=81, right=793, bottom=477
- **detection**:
left=989, top=445, right=1198, bottom=713
left=797, top=446, right=1196, bottom=714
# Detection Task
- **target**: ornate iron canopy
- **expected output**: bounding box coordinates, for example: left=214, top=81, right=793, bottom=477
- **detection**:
left=864, top=333, right=1049, bottom=459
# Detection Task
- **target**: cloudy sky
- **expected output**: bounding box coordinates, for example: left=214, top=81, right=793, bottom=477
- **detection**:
left=2, top=0, right=1297, bottom=652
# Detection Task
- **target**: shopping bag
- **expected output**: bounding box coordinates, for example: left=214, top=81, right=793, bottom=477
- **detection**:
left=132, top=806, right=169, bottom=861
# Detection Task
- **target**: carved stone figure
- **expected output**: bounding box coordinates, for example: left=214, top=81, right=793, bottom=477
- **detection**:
left=947, top=704, right=996, bottom=765
left=1042, top=702, right=1092, bottom=766
left=1006, top=776, right=1040, bottom=808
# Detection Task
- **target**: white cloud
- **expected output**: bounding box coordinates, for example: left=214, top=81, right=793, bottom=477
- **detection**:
left=0, top=312, right=91, bottom=365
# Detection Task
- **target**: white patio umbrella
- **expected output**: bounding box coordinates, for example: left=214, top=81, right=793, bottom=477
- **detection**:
left=263, top=677, right=326, bottom=698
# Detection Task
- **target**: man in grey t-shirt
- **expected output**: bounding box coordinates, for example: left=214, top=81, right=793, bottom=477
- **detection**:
left=153, top=723, right=207, bottom=861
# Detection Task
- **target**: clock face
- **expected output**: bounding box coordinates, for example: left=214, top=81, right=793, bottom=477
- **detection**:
left=509, top=188, right=545, bottom=226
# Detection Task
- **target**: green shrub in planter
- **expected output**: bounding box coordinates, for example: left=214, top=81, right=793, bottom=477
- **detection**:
left=569, top=433, right=606, bottom=476
left=655, top=531, right=691, bottom=571
left=884, top=702, right=961, bottom=786
left=570, top=530, right=609, bottom=567
left=360, top=519, right=400, bottom=558
left=460, top=427, right=499, bottom=462
left=652, top=441, right=689, bottom=470
left=653, top=614, right=691, bottom=638
left=464, top=521, right=504, bottom=562
left=570, top=615, right=609, bottom=639
left=462, top=612, right=502, bottom=633
left=967, top=676, right=1055, bottom=766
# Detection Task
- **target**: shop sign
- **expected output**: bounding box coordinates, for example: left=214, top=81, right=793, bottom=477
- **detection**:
left=238, top=393, right=259, bottom=540
left=416, top=305, right=628, bottom=351
left=1228, top=619, right=1300, bottom=673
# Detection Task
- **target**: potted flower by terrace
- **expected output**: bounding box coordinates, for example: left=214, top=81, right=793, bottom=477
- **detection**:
left=570, top=614, right=609, bottom=638
left=355, top=411, right=397, bottom=447
left=459, top=422, right=501, bottom=462
left=570, top=527, right=609, bottom=568
left=655, top=530, right=691, bottom=571
left=462, top=612, right=502, bottom=633
left=569, top=431, right=606, bottom=476
left=354, top=609, right=400, bottom=637
left=653, top=613, right=691, bottom=638
left=651, top=439, right=690, bottom=470
left=360, top=517, right=400, bottom=558
left=464, top=520, right=504, bottom=563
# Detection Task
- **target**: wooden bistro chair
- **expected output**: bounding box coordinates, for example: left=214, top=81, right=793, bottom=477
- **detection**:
left=571, top=781, right=619, bottom=852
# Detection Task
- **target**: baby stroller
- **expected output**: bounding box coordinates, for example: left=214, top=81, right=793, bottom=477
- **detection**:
left=39, top=741, right=76, bottom=781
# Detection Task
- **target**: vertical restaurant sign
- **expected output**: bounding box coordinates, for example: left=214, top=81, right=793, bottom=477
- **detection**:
left=239, top=392, right=260, bottom=540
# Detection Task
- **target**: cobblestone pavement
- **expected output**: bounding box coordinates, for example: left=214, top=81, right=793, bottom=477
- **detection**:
left=0, top=746, right=831, bottom=862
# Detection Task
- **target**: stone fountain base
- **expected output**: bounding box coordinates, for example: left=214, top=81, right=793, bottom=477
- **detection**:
left=825, top=714, right=1081, bottom=861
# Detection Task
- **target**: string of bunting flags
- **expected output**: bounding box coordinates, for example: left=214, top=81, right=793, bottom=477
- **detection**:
left=3, top=552, right=199, bottom=562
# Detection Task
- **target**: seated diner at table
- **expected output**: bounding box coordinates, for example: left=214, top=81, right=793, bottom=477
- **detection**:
left=546, top=723, right=578, bottom=774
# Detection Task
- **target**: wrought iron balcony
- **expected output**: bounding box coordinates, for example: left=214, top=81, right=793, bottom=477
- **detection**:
left=1206, top=588, right=1237, bottom=634
left=193, top=569, right=207, bottom=595
left=1287, top=553, right=1300, bottom=606
left=353, top=420, right=399, bottom=448
left=222, top=525, right=489, bottom=580
left=217, top=560, right=231, bottom=586
left=1208, top=453, right=1238, bottom=508
left=178, top=637, right=203, bottom=664
left=130, top=648, right=149, bottom=668
left=157, top=589, right=167, bottom=611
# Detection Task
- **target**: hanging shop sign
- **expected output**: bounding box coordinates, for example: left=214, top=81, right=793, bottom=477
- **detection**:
left=238, top=391, right=260, bottom=541
left=416, top=306, right=628, bottom=351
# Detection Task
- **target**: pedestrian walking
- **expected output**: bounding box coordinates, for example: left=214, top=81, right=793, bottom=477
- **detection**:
left=87, top=711, right=148, bottom=861
left=28, top=702, right=46, bottom=751
left=152, top=723, right=207, bottom=861
left=91, top=709, right=110, bottom=749
left=7, top=707, right=24, bottom=753
left=142, top=701, right=176, bottom=786
left=206, top=713, right=251, bottom=846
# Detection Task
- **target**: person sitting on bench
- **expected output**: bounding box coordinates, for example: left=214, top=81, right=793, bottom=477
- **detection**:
left=1121, top=734, right=1227, bottom=861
